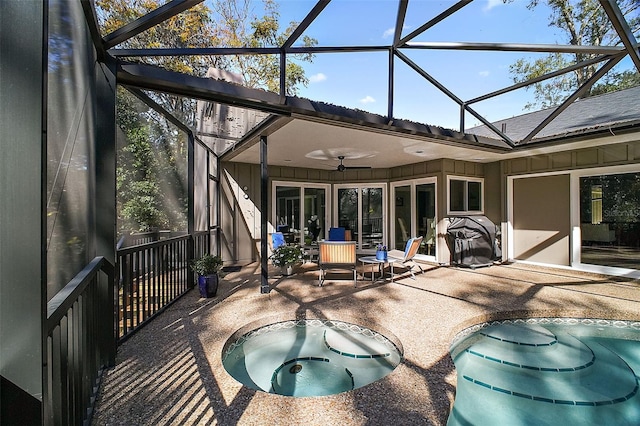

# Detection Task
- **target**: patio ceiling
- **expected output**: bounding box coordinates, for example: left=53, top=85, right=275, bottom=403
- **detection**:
left=94, top=0, right=640, bottom=169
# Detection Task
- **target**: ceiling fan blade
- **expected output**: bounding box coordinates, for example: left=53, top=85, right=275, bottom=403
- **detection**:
left=334, top=155, right=372, bottom=171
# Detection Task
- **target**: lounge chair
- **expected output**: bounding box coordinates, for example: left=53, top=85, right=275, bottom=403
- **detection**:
left=271, top=232, right=286, bottom=250
left=317, top=241, right=357, bottom=287
left=387, top=236, right=424, bottom=279
left=328, top=227, right=346, bottom=241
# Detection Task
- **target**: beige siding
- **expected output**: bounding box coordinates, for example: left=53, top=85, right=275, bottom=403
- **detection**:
left=513, top=175, right=571, bottom=266
left=221, top=141, right=640, bottom=266
left=504, top=141, right=640, bottom=175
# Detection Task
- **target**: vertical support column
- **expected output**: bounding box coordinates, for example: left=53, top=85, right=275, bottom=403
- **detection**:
left=215, top=153, right=221, bottom=256
left=387, top=47, right=394, bottom=120
left=95, top=57, right=117, bottom=366
left=260, top=135, right=270, bottom=294
left=279, top=52, right=286, bottom=99
left=187, top=131, right=195, bottom=288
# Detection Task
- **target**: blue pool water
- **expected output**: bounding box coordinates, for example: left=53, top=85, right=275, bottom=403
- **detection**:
left=448, top=318, right=640, bottom=425
left=222, top=319, right=403, bottom=397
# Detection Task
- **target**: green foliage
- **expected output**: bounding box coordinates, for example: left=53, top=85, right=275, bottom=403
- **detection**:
left=115, top=87, right=187, bottom=234
left=212, top=0, right=317, bottom=96
left=270, top=245, right=304, bottom=267
left=509, top=0, right=640, bottom=110
left=190, top=254, right=224, bottom=275
left=98, top=1, right=316, bottom=235
left=591, top=70, right=640, bottom=96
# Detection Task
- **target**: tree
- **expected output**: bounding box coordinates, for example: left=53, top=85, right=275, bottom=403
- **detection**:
left=116, top=87, right=168, bottom=233
left=97, top=0, right=317, bottom=124
left=97, top=0, right=316, bottom=233
left=213, top=0, right=316, bottom=95
left=509, top=0, right=640, bottom=110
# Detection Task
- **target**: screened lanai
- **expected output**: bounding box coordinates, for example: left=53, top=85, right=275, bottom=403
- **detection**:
left=107, top=0, right=640, bottom=282
left=1, top=1, right=640, bottom=424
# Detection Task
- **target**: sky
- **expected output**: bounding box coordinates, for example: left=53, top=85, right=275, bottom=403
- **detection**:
left=262, top=0, right=636, bottom=131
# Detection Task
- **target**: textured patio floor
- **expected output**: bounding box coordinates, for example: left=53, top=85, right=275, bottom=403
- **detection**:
left=92, top=261, right=640, bottom=425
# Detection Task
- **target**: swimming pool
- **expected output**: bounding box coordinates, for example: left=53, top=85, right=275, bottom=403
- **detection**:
left=222, top=318, right=403, bottom=397
left=448, top=318, right=640, bottom=425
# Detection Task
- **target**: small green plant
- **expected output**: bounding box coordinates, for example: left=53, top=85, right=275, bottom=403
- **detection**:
left=190, top=254, right=223, bottom=276
left=270, top=245, right=303, bottom=267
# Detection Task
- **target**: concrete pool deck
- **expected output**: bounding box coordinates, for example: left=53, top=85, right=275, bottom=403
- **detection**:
left=92, top=261, right=640, bottom=425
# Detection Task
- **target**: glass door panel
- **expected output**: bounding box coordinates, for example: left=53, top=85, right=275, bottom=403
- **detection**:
left=275, top=186, right=300, bottom=244
left=304, top=187, right=326, bottom=244
left=337, top=188, right=358, bottom=241
left=361, top=187, right=383, bottom=249
left=394, top=186, right=411, bottom=250
left=579, top=173, right=640, bottom=270
left=416, top=183, right=436, bottom=255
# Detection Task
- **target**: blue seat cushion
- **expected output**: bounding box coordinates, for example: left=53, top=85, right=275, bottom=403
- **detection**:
left=328, top=227, right=346, bottom=241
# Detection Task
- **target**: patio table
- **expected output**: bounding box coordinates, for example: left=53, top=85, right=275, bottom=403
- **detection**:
left=358, top=256, right=395, bottom=282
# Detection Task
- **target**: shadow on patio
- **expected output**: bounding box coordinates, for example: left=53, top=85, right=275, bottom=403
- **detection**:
left=92, top=262, right=640, bottom=425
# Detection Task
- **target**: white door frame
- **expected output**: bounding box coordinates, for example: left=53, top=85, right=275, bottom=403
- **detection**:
left=390, top=177, right=437, bottom=261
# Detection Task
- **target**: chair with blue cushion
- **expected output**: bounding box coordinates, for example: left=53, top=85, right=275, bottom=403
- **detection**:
left=387, top=236, right=424, bottom=279
left=271, top=232, right=286, bottom=250
left=328, top=227, right=346, bottom=241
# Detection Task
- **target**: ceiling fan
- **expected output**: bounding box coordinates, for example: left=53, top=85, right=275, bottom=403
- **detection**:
left=335, top=155, right=372, bottom=172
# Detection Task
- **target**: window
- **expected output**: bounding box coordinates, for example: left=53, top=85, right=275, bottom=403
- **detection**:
left=447, top=177, right=484, bottom=214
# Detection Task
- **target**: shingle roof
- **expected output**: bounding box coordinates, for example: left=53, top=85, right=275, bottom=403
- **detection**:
left=466, top=86, right=640, bottom=145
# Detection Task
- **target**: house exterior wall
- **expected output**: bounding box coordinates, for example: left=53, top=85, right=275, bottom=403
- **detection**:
left=512, top=175, right=571, bottom=265
left=222, top=138, right=639, bottom=270
left=503, top=140, right=640, bottom=175
left=503, top=138, right=640, bottom=267
left=222, top=158, right=482, bottom=265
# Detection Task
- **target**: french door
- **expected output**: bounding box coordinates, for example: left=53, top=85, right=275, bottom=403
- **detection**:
left=334, top=184, right=386, bottom=250
left=391, top=178, right=437, bottom=258
left=272, top=181, right=330, bottom=245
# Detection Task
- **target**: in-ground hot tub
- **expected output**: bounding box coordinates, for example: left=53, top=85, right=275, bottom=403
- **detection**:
left=222, top=318, right=403, bottom=397
left=448, top=318, right=640, bottom=425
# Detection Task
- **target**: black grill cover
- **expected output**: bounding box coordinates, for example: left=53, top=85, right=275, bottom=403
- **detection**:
left=447, top=216, right=500, bottom=268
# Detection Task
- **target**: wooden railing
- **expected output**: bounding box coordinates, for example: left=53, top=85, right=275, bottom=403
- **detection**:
left=44, top=256, right=116, bottom=425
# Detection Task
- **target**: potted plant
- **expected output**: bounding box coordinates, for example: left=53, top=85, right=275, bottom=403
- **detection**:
left=270, top=245, right=304, bottom=276
left=190, top=254, right=223, bottom=298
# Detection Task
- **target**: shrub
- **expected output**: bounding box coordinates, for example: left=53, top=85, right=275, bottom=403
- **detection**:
left=270, top=245, right=303, bottom=267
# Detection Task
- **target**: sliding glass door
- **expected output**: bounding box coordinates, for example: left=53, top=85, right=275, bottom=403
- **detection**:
left=335, top=184, right=386, bottom=250
left=578, top=171, right=640, bottom=270
left=391, top=178, right=437, bottom=258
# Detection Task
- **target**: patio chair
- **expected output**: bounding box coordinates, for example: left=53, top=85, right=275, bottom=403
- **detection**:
left=271, top=232, right=286, bottom=250
left=317, top=241, right=357, bottom=287
left=387, top=236, right=424, bottom=279
left=328, top=227, right=346, bottom=241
